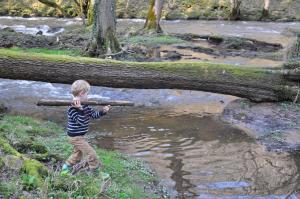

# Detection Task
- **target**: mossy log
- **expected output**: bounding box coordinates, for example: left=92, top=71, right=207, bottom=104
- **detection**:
left=0, top=50, right=299, bottom=102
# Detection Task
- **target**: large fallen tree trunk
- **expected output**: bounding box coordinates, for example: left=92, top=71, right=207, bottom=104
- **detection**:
left=0, top=50, right=299, bottom=102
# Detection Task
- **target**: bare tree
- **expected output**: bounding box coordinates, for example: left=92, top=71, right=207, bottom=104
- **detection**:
left=144, top=0, right=164, bottom=33
left=229, top=0, right=241, bottom=20
left=85, top=0, right=121, bottom=57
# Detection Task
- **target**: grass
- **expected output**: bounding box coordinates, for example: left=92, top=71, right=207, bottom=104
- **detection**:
left=8, top=47, right=82, bottom=57
left=0, top=115, right=165, bottom=199
left=121, top=35, right=186, bottom=46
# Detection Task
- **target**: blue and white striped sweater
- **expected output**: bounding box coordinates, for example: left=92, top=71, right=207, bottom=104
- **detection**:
left=67, top=105, right=106, bottom=137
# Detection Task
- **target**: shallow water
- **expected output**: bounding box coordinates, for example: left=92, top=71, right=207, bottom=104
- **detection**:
left=1, top=78, right=300, bottom=198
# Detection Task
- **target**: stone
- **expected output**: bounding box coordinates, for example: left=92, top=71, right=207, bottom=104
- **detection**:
left=36, top=30, right=43, bottom=36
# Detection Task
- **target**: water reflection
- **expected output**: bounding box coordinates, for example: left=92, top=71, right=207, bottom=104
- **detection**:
left=91, top=112, right=300, bottom=198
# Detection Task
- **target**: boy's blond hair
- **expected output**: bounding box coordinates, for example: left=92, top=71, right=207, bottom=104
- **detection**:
left=71, top=80, right=90, bottom=97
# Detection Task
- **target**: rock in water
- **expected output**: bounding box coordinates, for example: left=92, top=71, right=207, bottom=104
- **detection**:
left=36, top=30, right=43, bottom=36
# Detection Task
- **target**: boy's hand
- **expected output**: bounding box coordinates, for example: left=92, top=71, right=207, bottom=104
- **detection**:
left=103, top=105, right=110, bottom=113
left=72, top=97, right=83, bottom=110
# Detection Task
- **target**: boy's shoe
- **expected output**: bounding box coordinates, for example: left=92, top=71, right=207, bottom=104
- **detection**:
left=100, top=172, right=110, bottom=181
left=60, top=163, right=72, bottom=176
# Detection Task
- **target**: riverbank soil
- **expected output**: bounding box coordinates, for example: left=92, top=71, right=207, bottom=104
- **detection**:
left=222, top=99, right=300, bottom=152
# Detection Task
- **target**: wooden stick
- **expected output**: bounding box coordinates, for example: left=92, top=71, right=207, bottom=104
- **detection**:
left=37, top=99, right=134, bottom=106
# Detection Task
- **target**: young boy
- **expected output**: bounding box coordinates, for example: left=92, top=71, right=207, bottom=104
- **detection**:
left=61, top=80, right=110, bottom=175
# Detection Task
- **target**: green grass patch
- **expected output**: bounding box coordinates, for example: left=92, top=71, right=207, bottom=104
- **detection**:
left=122, top=35, right=186, bottom=46
left=0, top=115, right=163, bottom=198
left=8, top=47, right=82, bottom=57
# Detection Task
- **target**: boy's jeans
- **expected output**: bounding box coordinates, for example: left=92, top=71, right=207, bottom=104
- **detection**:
left=66, top=136, right=100, bottom=169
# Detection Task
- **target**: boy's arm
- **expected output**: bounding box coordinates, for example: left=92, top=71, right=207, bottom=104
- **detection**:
left=86, top=106, right=107, bottom=119
left=68, top=108, right=86, bottom=126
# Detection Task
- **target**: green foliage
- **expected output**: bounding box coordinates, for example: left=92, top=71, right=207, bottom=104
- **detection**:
left=0, top=137, right=21, bottom=156
left=21, top=158, right=48, bottom=185
left=21, top=174, right=39, bottom=191
left=0, top=181, right=18, bottom=198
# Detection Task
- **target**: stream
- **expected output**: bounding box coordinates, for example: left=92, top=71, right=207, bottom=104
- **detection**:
left=0, top=78, right=300, bottom=198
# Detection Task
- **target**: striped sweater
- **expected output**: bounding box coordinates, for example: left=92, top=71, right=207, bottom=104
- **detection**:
left=67, top=105, right=106, bottom=137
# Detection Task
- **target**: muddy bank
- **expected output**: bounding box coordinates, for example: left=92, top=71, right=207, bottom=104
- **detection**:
left=0, top=27, right=88, bottom=51
left=0, top=26, right=286, bottom=65
left=222, top=99, right=300, bottom=152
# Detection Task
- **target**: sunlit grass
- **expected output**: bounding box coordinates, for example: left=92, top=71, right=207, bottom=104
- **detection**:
left=8, top=47, right=82, bottom=56
left=0, top=115, right=163, bottom=199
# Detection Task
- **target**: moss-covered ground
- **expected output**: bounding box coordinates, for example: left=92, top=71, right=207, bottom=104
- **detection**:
left=0, top=115, right=166, bottom=199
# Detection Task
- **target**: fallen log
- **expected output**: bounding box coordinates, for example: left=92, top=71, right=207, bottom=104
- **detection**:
left=0, top=49, right=299, bottom=103
left=37, top=99, right=134, bottom=106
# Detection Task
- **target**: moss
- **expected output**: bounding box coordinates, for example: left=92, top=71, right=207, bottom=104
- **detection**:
left=21, top=159, right=48, bottom=185
left=9, top=47, right=82, bottom=57
left=0, top=137, right=22, bottom=157
left=144, top=0, right=158, bottom=30
left=0, top=47, right=283, bottom=82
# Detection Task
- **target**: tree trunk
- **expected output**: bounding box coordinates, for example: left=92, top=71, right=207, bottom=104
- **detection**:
left=37, top=0, right=67, bottom=16
left=260, top=0, right=270, bottom=20
left=229, top=0, right=241, bottom=20
left=144, top=0, right=164, bottom=33
left=0, top=53, right=299, bottom=103
left=85, top=0, right=121, bottom=57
